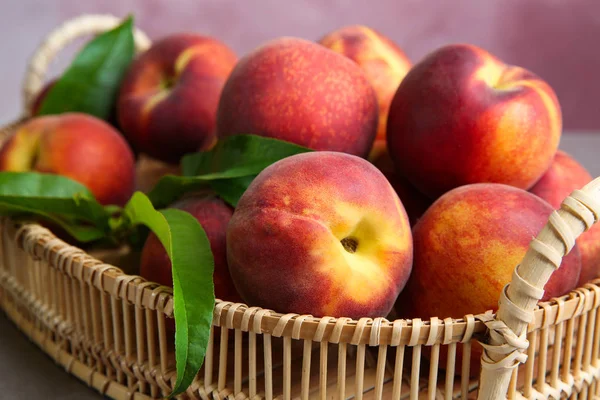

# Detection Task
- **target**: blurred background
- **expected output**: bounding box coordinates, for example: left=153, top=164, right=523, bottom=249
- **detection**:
left=1, top=0, right=598, bottom=132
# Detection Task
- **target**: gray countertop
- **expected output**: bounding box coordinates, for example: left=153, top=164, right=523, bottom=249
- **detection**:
left=0, top=133, right=599, bottom=399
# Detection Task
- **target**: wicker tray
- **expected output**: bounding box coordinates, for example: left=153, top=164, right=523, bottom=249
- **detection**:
left=2, top=14, right=600, bottom=400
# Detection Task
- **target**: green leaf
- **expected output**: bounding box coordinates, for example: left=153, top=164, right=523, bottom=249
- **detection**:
left=123, top=192, right=214, bottom=396
left=0, top=172, right=110, bottom=241
left=181, top=134, right=312, bottom=177
left=147, top=173, right=257, bottom=210
left=208, top=175, right=257, bottom=207
left=148, top=135, right=312, bottom=208
left=0, top=204, right=106, bottom=242
left=146, top=175, right=211, bottom=210
left=37, top=15, right=135, bottom=119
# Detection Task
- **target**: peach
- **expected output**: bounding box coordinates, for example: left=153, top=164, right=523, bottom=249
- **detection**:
left=318, top=25, right=412, bottom=154
left=529, top=150, right=600, bottom=286
left=140, top=192, right=241, bottom=303
left=226, top=151, right=413, bottom=319
left=215, top=37, right=379, bottom=158
left=31, top=79, right=132, bottom=153
left=387, top=44, right=562, bottom=199
left=396, top=183, right=581, bottom=375
left=0, top=112, right=135, bottom=206
left=117, top=33, right=238, bottom=164
left=369, top=143, right=431, bottom=227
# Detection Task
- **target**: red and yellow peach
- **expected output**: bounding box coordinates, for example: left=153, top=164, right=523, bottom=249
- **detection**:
left=397, top=183, right=582, bottom=375
left=318, top=25, right=412, bottom=156
left=118, top=33, right=238, bottom=164
left=387, top=44, right=562, bottom=199
left=215, top=37, right=379, bottom=158
left=226, top=151, right=413, bottom=319
left=0, top=112, right=136, bottom=206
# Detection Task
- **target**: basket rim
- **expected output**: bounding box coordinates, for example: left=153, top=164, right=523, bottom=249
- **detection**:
left=7, top=218, right=599, bottom=348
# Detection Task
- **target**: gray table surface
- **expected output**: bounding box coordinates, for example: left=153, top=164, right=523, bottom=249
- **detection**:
left=0, top=133, right=599, bottom=399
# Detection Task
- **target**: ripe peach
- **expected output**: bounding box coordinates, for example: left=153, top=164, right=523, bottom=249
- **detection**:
left=369, top=143, right=431, bottom=227
left=387, top=44, right=562, bottom=199
left=118, top=33, right=238, bottom=164
left=216, top=37, right=379, bottom=158
left=226, top=151, right=413, bottom=319
left=0, top=112, right=135, bottom=206
left=529, top=150, right=600, bottom=286
left=400, top=182, right=581, bottom=317
left=140, top=192, right=242, bottom=303
left=397, top=183, right=581, bottom=376
left=318, top=25, right=412, bottom=153
left=30, top=78, right=135, bottom=157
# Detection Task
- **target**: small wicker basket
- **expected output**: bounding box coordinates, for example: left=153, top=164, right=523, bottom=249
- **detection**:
left=2, top=14, right=600, bottom=400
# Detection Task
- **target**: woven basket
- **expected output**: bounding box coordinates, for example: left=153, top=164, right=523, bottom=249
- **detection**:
left=2, top=14, right=600, bottom=400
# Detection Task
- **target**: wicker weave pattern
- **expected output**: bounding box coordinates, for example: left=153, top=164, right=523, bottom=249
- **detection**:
left=3, top=217, right=600, bottom=399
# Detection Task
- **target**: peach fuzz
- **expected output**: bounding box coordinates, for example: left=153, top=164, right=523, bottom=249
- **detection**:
left=318, top=25, right=412, bottom=154
left=226, top=151, right=413, bottom=319
left=0, top=112, right=135, bottom=206
left=216, top=37, right=379, bottom=158
left=396, top=183, right=581, bottom=376
left=387, top=43, right=562, bottom=199
left=118, top=33, right=238, bottom=164
left=529, top=150, right=600, bottom=286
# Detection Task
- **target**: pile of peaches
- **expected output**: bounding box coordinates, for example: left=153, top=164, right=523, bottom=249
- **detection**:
left=2, top=25, right=599, bottom=333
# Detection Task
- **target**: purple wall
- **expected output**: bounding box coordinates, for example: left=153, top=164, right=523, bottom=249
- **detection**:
left=2, top=0, right=598, bottom=131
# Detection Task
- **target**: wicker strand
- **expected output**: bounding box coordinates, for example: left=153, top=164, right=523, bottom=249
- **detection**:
left=427, top=318, right=441, bottom=400
left=22, top=14, right=151, bottom=116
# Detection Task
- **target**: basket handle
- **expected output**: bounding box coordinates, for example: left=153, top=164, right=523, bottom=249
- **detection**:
left=477, top=176, right=600, bottom=399
left=22, top=14, right=152, bottom=116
